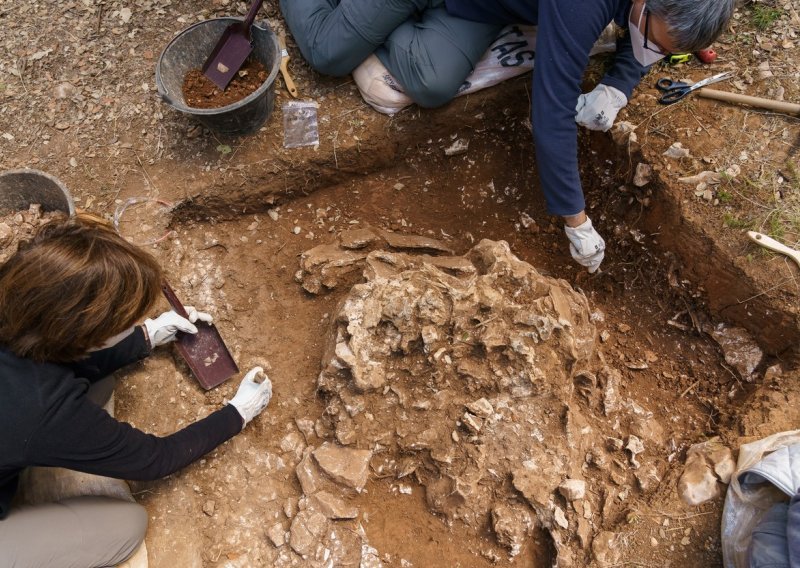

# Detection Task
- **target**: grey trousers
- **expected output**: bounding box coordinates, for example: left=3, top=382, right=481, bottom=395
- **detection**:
left=0, top=377, right=148, bottom=568
left=280, top=0, right=501, bottom=107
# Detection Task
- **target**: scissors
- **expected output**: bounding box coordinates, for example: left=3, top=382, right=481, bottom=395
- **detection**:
left=656, top=72, right=733, bottom=105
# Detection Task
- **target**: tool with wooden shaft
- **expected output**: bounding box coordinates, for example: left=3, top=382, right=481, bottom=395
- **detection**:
left=748, top=231, right=800, bottom=271
left=699, top=88, right=800, bottom=116
left=278, top=33, right=298, bottom=98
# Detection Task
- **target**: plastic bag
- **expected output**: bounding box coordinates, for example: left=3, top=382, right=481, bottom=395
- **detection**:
left=282, top=101, right=320, bottom=148
left=721, top=430, right=800, bottom=568
left=354, top=23, right=619, bottom=115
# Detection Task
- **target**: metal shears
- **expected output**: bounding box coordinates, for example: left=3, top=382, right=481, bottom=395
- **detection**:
left=656, top=72, right=733, bottom=105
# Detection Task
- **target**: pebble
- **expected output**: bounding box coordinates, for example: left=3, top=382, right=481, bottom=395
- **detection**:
left=293, top=226, right=301, bottom=234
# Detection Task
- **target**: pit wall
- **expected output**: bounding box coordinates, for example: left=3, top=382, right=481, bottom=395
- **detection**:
left=159, top=77, right=797, bottom=360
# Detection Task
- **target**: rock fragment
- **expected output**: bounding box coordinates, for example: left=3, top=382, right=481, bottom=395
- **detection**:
left=678, top=437, right=735, bottom=506
left=558, top=479, right=587, bottom=501
left=289, top=510, right=328, bottom=556
left=632, top=162, right=652, bottom=187
left=313, top=443, right=373, bottom=491
left=267, top=523, right=286, bottom=547
left=491, top=504, right=533, bottom=557
left=312, top=491, right=359, bottom=519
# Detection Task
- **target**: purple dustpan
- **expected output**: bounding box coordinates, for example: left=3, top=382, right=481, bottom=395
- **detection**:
left=161, top=281, right=239, bottom=390
left=202, top=0, right=265, bottom=90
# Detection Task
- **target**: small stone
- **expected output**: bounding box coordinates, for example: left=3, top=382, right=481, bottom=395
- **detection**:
left=312, top=491, right=359, bottom=519
left=293, top=226, right=302, bottom=234
left=626, top=436, right=645, bottom=469
left=393, top=183, right=405, bottom=191
left=650, top=537, right=658, bottom=547
left=559, top=479, right=587, bottom=501
left=600, top=330, right=610, bottom=343
left=203, top=500, right=216, bottom=516
left=267, top=209, right=279, bottom=221
left=444, top=138, right=469, bottom=156
left=617, top=323, right=631, bottom=333
left=633, top=162, right=652, bottom=187
left=465, top=398, right=493, bottom=418
left=554, top=506, right=569, bottom=529
left=663, top=142, right=691, bottom=159
left=54, top=82, right=76, bottom=99
left=461, top=412, right=483, bottom=434
left=289, top=510, right=328, bottom=556
left=267, top=523, right=286, bottom=547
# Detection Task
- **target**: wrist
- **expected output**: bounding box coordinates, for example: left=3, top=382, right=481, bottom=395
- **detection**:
left=563, top=211, right=587, bottom=228
left=141, top=324, right=153, bottom=351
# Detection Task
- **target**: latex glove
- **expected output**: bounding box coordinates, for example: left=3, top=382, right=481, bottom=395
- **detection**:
left=575, top=84, right=627, bottom=132
left=565, top=218, right=606, bottom=273
left=227, top=367, right=273, bottom=426
left=143, top=307, right=213, bottom=347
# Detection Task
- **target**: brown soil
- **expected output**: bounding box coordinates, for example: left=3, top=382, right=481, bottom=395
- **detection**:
left=1, top=0, right=798, bottom=566
left=182, top=58, right=269, bottom=109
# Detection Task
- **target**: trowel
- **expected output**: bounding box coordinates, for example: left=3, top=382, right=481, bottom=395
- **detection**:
left=202, top=0, right=265, bottom=90
left=161, top=281, right=239, bottom=390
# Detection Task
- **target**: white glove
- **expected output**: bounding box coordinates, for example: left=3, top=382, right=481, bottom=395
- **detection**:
left=143, top=306, right=213, bottom=347
left=575, top=84, right=627, bottom=132
left=565, top=218, right=606, bottom=273
left=227, top=366, right=273, bottom=426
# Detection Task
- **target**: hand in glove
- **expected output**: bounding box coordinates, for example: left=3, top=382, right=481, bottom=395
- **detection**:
left=565, top=217, right=606, bottom=273
left=227, top=367, right=273, bottom=427
left=143, top=307, right=213, bottom=348
left=575, top=84, right=627, bottom=132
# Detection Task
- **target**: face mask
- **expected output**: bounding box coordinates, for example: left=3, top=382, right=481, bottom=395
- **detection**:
left=629, top=4, right=666, bottom=67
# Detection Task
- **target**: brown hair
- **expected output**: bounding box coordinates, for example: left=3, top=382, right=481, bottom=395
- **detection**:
left=0, top=212, right=163, bottom=362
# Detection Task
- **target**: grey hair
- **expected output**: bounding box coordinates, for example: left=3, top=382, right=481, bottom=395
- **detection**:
left=647, top=0, right=735, bottom=52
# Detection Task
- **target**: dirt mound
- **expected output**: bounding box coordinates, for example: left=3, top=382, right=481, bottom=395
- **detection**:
left=299, top=237, right=671, bottom=564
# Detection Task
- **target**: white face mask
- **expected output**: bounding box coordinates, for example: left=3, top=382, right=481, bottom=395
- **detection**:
left=629, top=4, right=667, bottom=67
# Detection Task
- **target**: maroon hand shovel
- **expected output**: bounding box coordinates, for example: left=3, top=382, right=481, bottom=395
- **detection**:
left=202, top=0, right=265, bottom=90
left=161, top=281, right=239, bottom=390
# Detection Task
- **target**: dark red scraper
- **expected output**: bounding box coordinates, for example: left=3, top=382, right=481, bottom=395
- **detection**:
left=161, top=281, right=239, bottom=390
left=202, top=0, right=266, bottom=90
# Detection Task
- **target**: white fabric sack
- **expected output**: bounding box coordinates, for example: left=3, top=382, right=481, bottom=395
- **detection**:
left=354, top=23, right=619, bottom=115
left=721, top=430, right=800, bottom=568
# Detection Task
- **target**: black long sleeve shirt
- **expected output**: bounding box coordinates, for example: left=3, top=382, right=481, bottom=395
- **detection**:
left=0, top=327, right=242, bottom=519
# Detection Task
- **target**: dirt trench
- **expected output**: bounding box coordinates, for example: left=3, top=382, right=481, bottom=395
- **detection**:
left=111, top=80, right=798, bottom=568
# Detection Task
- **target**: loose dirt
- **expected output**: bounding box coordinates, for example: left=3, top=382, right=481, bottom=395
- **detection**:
left=1, top=0, right=798, bottom=566
left=0, top=205, right=65, bottom=263
left=182, top=59, right=269, bottom=109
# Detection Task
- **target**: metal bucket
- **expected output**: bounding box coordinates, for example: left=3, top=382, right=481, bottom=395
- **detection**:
left=0, top=169, right=75, bottom=215
left=155, top=19, right=281, bottom=135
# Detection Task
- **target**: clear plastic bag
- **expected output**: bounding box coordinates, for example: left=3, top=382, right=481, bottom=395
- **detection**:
left=282, top=101, right=320, bottom=149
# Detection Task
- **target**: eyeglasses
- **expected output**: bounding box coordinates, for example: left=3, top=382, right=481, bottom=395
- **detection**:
left=642, top=7, right=668, bottom=55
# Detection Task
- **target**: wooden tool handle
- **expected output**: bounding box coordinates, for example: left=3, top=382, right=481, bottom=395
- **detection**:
left=699, top=88, right=800, bottom=115
left=748, top=232, right=800, bottom=268
left=280, top=60, right=298, bottom=97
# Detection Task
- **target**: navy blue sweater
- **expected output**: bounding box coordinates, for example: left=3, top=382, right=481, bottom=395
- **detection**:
left=445, top=0, right=648, bottom=215
left=0, top=327, right=242, bottom=519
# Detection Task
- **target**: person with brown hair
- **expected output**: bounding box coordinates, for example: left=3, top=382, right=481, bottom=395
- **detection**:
left=0, top=213, right=273, bottom=567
